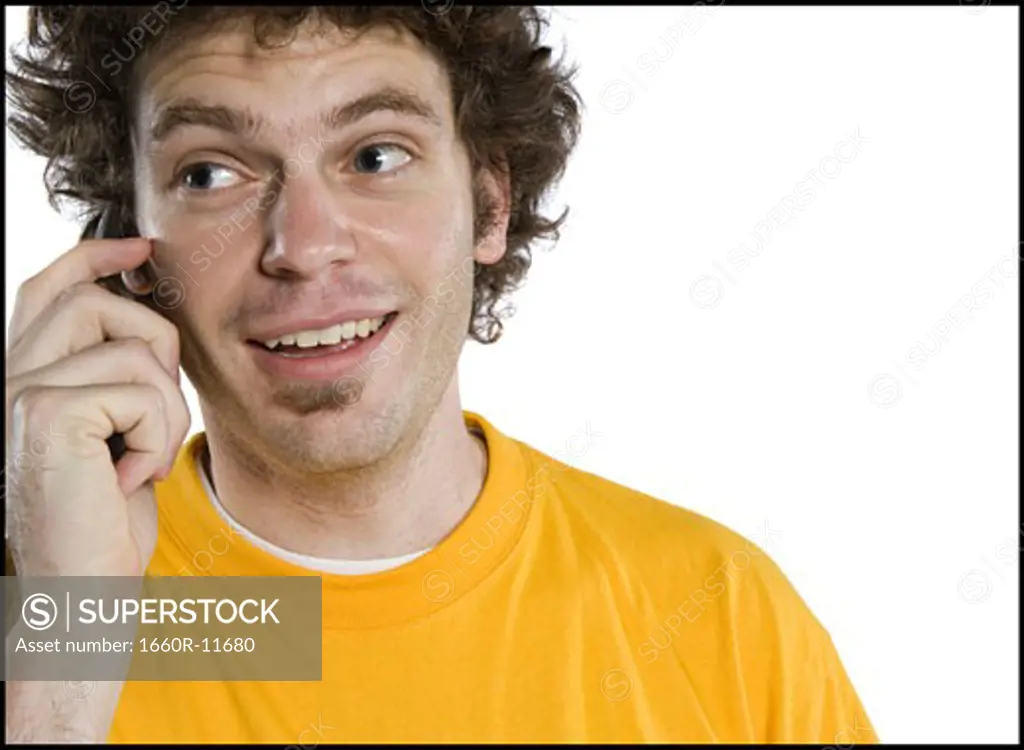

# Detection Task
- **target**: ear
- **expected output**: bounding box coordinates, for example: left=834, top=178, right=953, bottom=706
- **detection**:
left=472, top=161, right=511, bottom=266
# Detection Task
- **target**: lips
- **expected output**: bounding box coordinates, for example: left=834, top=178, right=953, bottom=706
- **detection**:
left=245, top=311, right=400, bottom=381
left=252, top=312, right=399, bottom=355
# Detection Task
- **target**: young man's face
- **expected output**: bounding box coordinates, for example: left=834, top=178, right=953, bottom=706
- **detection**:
left=131, top=20, right=507, bottom=471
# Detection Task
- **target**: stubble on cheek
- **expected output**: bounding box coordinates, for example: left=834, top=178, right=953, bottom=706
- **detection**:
left=180, top=317, right=345, bottom=417
left=174, top=315, right=233, bottom=403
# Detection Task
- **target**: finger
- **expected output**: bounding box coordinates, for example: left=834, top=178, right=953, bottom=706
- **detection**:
left=6, top=337, right=191, bottom=470
left=6, top=282, right=180, bottom=380
left=11, top=382, right=170, bottom=497
left=8, top=237, right=153, bottom=347
left=62, top=383, right=171, bottom=496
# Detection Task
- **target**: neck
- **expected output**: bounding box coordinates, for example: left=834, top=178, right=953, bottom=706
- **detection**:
left=199, top=380, right=487, bottom=560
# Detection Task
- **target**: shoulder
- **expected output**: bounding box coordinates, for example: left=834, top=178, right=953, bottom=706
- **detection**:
left=518, top=439, right=821, bottom=638
left=518, top=444, right=877, bottom=742
left=521, top=440, right=780, bottom=578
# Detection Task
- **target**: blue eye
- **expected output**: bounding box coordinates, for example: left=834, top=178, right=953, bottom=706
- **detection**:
left=180, top=163, right=240, bottom=191
left=353, top=144, right=412, bottom=175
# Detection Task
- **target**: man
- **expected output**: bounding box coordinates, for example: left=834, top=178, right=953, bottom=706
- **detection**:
left=4, top=6, right=877, bottom=743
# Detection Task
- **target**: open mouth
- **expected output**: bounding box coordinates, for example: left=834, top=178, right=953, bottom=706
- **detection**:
left=248, top=311, right=399, bottom=358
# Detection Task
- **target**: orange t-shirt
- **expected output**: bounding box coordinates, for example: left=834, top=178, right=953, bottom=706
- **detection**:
left=109, top=412, right=878, bottom=743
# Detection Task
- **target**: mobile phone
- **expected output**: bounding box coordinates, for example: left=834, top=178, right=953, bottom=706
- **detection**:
left=84, top=207, right=148, bottom=464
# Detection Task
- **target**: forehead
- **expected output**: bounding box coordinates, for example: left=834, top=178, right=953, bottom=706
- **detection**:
left=133, top=21, right=452, bottom=142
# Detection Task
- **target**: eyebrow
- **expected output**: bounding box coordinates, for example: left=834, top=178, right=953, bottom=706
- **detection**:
left=147, top=86, right=442, bottom=145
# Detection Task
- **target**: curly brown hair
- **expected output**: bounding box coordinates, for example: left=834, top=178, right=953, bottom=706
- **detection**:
left=5, top=5, right=582, bottom=343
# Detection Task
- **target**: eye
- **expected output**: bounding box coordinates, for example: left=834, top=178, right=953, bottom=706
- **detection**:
left=352, top=144, right=412, bottom=175
left=178, top=163, right=242, bottom=191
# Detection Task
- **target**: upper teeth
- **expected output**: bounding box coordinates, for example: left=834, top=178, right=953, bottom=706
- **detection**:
left=262, top=316, right=387, bottom=349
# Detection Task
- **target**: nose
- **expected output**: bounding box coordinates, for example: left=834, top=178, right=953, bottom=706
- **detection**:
left=260, top=174, right=359, bottom=280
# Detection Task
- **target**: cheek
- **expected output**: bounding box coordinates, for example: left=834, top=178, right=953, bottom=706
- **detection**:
left=363, top=188, right=473, bottom=292
left=146, top=213, right=259, bottom=332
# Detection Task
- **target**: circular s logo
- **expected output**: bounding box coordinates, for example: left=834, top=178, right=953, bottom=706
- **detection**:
left=689, top=275, right=724, bottom=309
left=957, top=570, right=992, bottom=604
left=63, top=81, right=96, bottom=114
left=152, top=276, right=186, bottom=310
left=867, top=374, right=902, bottom=408
left=63, top=681, right=97, bottom=701
left=600, top=669, right=633, bottom=701
left=599, top=80, right=634, bottom=115
left=332, top=376, right=363, bottom=407
left=22, top=592, right=59, bottom=631
left=421, top=570, right=455, bottom=603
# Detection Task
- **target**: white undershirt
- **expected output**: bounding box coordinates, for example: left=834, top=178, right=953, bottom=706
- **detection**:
left=196, top=455, right=431, bottom=575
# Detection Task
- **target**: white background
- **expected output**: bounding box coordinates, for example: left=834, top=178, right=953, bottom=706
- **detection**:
left=4, top=5, right=1019, bottom=743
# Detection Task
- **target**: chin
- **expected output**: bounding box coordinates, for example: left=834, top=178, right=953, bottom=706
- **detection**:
left=258, top=398, right=409, bottom=473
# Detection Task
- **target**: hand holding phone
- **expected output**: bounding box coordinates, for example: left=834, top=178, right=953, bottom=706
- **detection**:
left=4, top=207, right=191, bottom=580
left=89, top=208, right=159, bottom=462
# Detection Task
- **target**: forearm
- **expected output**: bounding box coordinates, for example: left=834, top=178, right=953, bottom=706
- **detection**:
left=5, top=675, right=125, bottom=744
